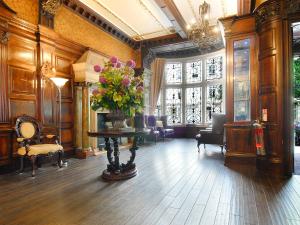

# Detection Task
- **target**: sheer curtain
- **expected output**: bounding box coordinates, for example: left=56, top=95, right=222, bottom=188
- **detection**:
left=149, top=58, right=166, bottom=115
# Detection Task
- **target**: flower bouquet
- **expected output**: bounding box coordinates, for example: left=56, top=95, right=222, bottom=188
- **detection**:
left=91, top=56, right=144, bottom=121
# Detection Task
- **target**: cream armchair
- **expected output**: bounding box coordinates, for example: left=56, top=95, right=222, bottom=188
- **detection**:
left=15, top=115, right=64, bottom=176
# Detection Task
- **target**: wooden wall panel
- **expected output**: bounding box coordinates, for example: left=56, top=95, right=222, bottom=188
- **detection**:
left=259, top=29, right=275, bottom=52
left=255, top=0, right=285, bottom=176
left=260, top=55, right=277, bottom=87
left=9, top=100, right=36, bottom=119
left=42, top=78, right=57, bottom=126
left=0, top=32, right=9, bottom=124
left=0, top=129, right=13, bottom=166
left=9, top=66, right=36, bottom=96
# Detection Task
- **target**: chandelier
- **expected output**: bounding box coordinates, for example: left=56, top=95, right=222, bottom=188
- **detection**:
left=187, top=1, right=223, bottom=49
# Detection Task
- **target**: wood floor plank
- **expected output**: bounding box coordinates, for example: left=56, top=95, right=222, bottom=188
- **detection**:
left=1, top=139, right=300, bottom=225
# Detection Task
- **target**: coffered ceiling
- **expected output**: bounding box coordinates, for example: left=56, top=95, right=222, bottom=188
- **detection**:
left=78, top=0, right=237, bottom=41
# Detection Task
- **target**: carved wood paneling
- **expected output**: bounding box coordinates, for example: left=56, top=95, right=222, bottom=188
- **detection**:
left=255, top=0, right=285, bottom=176
left=0, top=30, right=9, bottom=123
left=41, top=77, right=56, bottom=126
left=10, top=99, right=36, bottom=120
left=259, top=28, right=275, bottom=52
left=260, top=55, right=277, bottom=87
left=9, top=66, right=36, bottom=96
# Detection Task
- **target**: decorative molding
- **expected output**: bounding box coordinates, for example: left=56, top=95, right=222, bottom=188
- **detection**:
left=41, top=61, right=56, bottom=78
left=286, top=0, right=300, bottom=14
left=142, top=49, right=156, bottom=69
left=62, top=0, right=139, bottom=49
left=91, top=0, right=141, bottom=38
left=254, top=0, right=281, bottom=31
left=42, top=0, right=62, bottom=15
left=0, top=31, right=9, bottom=44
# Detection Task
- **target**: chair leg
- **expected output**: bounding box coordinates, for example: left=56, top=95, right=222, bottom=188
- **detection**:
left=197, top=140, right=201, bottom=152
left=204, top=144, right=206, bottom=149
left=30, top=155, right=37, bottom=177
left=58, top=151, right=63, bottom=168
left=220, top=145, right=224, bottom=155
left=19, top=156, right=24, bottom=173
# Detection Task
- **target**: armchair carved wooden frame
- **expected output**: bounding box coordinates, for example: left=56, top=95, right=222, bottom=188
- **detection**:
left=15, top=115, right=64, bottom=177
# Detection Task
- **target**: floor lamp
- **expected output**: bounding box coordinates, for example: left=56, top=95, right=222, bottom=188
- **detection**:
left=50, top=77, right=69, bottom=145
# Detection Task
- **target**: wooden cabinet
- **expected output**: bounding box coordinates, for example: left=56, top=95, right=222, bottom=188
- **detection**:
left=220, top=15, right=258, bottom=165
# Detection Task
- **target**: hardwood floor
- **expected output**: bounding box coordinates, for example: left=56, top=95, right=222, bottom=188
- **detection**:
left=1, top=139, right=300, bottom=225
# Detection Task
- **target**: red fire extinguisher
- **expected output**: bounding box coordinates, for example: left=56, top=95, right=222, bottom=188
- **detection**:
left=253, top=120, right=266, bottom=156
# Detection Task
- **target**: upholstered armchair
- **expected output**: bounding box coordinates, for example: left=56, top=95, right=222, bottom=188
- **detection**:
left=157, top=116, right=174, bottom=140
left=146, top=115, right=160, bottom=143
left=195, top=114, right=226, bottom=153
left=15, top=115, right=64, bottom=176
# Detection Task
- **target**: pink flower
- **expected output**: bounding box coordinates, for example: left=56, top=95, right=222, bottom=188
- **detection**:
left=110, top=56, right=118, bottom=64
left=122, top=76, right=131, bottom=87
left=111, top=63, right=117, bottom=68
left=92, top=89, right=99, bottom=96
left=94, top=65, right=102, bottom=73
left=126, top=59, right=136, bottom=68
left=99, top=76, right=107, bottom=84
left=116, top=62, right=122, bottom=68
left=137, top=86, right=143, bottom=93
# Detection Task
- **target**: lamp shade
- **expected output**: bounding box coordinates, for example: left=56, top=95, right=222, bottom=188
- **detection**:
left=50, top=77, right=69, bottom=88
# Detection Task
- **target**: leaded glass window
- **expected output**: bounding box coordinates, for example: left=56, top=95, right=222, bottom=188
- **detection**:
left=206, top=84, right=223, bottom=122
left=186, top=61, right=202, bottom=83
left=161, top=51, right=225, bottom=126
left=206, top=56, right=223, bottom=80
left=166, top=88, right=182, bottom=124
left=185, top=87, right=202, bottom=124
left=165, top=63, right=182, bottom=84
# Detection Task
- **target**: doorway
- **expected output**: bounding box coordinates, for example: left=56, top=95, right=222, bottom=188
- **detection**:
left=292, top=22, right=300, bottom=174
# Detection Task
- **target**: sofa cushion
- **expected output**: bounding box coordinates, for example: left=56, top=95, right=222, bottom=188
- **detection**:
left=156, top=120, right=164, bottom=128
left=18, top=144, right=63, bottom=156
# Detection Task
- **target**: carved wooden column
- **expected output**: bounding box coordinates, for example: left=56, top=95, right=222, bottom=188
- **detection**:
left=254, top=0, right=285, bottom=176
left=82, top=83, right=90, bottom=151
left=74, top=83, right=91, bottom=158
left=73, top=50, right=108, bottom=158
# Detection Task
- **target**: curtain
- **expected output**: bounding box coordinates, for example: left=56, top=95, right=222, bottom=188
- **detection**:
left=149, top=58, right=166, bottom=115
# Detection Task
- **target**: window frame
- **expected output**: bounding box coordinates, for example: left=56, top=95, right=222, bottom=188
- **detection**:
left=158, top=49, right=226, bottom=126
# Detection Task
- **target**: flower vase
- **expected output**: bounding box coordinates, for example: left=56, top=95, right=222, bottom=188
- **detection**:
left=106, top=110, right=127, bottom=130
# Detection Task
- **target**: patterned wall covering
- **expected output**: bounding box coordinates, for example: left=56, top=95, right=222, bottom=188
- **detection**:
left=55, top=7, right=137, bottom=63
left=3, top=0, right=39, bottom=24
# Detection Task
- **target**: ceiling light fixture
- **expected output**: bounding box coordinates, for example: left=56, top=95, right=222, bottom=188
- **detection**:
left=186, top=1, right=223, bottom=49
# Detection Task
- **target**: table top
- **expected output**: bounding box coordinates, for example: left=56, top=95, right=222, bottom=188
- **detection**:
left=88, top=128, right=151, bottom=138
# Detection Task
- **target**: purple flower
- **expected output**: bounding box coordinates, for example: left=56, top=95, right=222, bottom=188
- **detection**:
left=94, top=65, right=102, bottom=73
left=99, top=76, right=107, bottom=84
left=137, top=86, right=143, bottom=93
left=126, top=59, right=136, bottom=68
left=111, top=63, right=117, bottom=68
left=116, top=62, right=122, bottom=68
left=122, top=76, right=131, bottom=87
left=92, top=89, right=99, bottom=96
left=110, top=56, right=118, bottom=64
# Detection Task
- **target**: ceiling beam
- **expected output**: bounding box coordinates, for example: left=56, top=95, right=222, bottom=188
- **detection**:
left=154, top=0, right=187, bottom=38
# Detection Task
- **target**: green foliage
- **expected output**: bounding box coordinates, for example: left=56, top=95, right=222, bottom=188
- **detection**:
left=295, top=58, right=300, bottom=98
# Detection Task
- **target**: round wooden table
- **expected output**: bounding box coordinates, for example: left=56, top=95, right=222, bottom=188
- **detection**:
left=88, top=129, right=149, bottom=181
